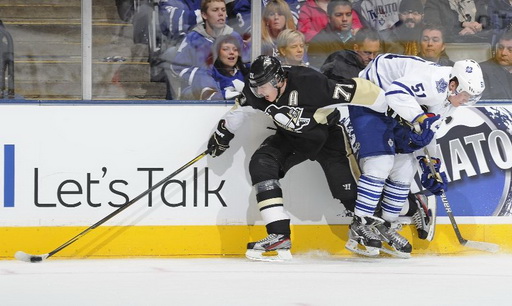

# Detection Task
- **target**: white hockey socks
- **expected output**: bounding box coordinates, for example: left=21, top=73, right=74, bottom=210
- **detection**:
left=354, top=174, right=385, bottom=217
left=381, top=179, right=410, bottom=222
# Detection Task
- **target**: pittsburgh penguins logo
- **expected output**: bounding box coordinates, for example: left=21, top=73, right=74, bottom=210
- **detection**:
left=265, top=105, right=311, bottom=132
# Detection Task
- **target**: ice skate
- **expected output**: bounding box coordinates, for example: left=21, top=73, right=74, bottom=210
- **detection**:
left=345, top=215, right=383, bottom=257
left=245, top=234, right=292, bottom=262
left=376, top=221, right=412, bottom=259
left=411, top=193, right=436, bottom=241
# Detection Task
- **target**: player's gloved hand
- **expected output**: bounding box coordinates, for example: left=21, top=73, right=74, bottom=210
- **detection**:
left=208, top=119, right=234, bottom=157
left=418, top=156, right=448, bottom=195
left=409, top=113, right=441, bottom=148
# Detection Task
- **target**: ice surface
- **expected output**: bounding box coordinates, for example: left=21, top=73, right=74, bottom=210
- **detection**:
left=1, top=253, right=511, bottom=305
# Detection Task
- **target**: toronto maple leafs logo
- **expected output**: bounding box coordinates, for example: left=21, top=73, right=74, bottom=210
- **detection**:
left=265, top=105, right=311, bottom=133
left=466, top=66, right=473, bottom=73
left=436, top=78, right=448, bottom=94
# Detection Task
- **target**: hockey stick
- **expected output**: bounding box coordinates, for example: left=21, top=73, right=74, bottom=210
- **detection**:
left=422, top=148, right=500, bottom=253
left=15, top=149, right=210, bottom=263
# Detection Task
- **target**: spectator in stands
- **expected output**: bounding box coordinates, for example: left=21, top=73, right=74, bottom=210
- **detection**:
left=276, top=29, right=309, bottom=66
left=159, top=0, right=202, bottom=47
left=488, top=0, right=512, bottom=46
left=353, top=0, right=401, bottom=42
left=170, top=0, right=249, bottom=100
left=320, top=28, right=381, bottom=80
left=418, top=24, right=454, bottom=66
left=298, top=0, right=363, bottom=42
left=227, top=0, right=301, bottom=38
left=261, top=0, right=297, bottom=56
left=212, top=34, right=250, bottom=99
left=308, top=0, right=356, bottom=69
left=423, top=0, right=490, bottom=43
left=480, top=30, right=512, bottom=99
left=386, top=0, right=425, bottom=55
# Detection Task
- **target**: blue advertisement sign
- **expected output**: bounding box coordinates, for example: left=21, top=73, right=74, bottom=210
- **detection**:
left=431, top=107, right=512, bottom=216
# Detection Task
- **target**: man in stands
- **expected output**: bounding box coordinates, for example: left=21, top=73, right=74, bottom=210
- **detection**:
left=308, top=0, right=357, bottom=69
left=386, top=0, right=425, bottom=55
left=417, top=24, right=454, bottom=66
left=480, top=30, right=512, bottom=99
left=170, top=0, right=249, bottom=100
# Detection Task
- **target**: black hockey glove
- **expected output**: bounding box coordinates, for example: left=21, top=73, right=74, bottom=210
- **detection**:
left=208, top=119, right=235, bottom=157
left=409, top=113, right=441, bottom=148
left=418, top=156, right=448, bottom=195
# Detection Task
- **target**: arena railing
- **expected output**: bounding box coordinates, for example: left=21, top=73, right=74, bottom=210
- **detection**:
left=0, top=21, right=14, bottom=99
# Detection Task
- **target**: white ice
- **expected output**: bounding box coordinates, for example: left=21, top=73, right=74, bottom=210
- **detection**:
left=1, top=253, right=511, bottom=306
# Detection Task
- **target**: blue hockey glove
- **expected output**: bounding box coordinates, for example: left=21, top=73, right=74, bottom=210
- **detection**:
left=409, top=113, right=441, bottom=148
left=208, top=119, right=235, bottom=157
left=418, top=156, right=448, bottom=195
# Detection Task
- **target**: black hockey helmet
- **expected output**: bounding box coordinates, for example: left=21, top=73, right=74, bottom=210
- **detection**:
left=249, top=55, right=286, bottom=89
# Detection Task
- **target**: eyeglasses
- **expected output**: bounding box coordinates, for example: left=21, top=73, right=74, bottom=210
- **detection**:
left=400, top=10, right=422, bottom=17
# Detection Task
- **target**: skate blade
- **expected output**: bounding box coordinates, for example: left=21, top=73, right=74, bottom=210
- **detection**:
left=425, top=199, right=437, bottom=241
left=379, top=246, right=411, bottom=259
left=245, top=249, right=292, bottom=262
left=345, top=240, right=380, bottom=257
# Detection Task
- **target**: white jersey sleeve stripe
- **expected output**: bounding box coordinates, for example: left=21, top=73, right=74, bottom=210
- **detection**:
left=385, top=90, right=410, bottom=97
left=392, top=81, right=414, bottom=96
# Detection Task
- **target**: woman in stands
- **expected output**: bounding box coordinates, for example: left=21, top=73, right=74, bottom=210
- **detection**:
left=210, top=34, right=250, bottom=99
left=170, top=0, right=249, bottom=100
left=261, top=0, right=297, bottom=56
left=276, top=29, right=309, bottom=66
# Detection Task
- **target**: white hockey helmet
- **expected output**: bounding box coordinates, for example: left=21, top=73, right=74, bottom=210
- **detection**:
left=449, top=59, right=485, bottom=105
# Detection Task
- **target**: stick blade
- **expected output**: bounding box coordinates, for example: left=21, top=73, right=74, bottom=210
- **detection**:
left=15, top=251, right=49, bottom=263
left=464, top=241, right=500, bottom=253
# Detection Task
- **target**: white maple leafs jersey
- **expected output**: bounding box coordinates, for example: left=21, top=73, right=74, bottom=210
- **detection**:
left=357, top=0, right=402, bottom=32
left=360, top=53, right=455, bottom=123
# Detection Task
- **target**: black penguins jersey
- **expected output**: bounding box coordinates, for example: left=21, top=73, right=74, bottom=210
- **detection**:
left=223, top=65, right=381, bottom=158
left=243, top=65, right=355, bottom=130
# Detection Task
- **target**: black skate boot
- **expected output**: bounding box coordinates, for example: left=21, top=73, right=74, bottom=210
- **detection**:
left=376, top=221, right=412, bottom=258
left=246, top=234, right=292, bottom=262
left=410, top=193, right=436, bottom=241
left=345, top=215, right=383, bottom=257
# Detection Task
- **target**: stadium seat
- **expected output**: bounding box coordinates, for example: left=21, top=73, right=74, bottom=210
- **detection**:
left=444, top=43, right=492, bottom=63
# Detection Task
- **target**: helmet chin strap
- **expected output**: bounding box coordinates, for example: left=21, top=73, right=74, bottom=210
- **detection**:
left=274, top=80, right=286, bottom=102
left=276, top=86, right=282, bottom=101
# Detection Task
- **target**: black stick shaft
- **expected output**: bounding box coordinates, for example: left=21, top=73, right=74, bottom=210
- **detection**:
left=46, top=150, right=209, bottom=258
left=439, top=192, right=467, bottom=245
left=423, top=149, right=467, bottom=244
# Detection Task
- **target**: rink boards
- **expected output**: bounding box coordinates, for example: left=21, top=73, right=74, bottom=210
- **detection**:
left=1, top=101, right=512, bottom=259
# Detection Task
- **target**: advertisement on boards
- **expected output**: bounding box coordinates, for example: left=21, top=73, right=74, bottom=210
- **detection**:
left=1, top=104, right=512, bottom=228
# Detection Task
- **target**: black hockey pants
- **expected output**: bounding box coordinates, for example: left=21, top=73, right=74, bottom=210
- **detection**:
left=249, top=125, right=358, bottom=212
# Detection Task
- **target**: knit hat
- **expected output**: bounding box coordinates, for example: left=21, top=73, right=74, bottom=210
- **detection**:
left=399, top=0, right=424, bottom=13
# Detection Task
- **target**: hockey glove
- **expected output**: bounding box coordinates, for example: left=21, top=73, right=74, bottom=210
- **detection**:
left=418, top=156, right=448, bottom=195
left=208, top=119, right=235, bottom=157
left=409, top=113, right=441, bottom=148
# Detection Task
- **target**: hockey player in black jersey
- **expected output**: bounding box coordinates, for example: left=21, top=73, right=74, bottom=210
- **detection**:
left=207, top=55, right=384, bottom=261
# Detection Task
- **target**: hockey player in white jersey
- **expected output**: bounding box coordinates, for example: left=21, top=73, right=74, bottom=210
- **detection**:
left=347, top=53, right=485, bottom=258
